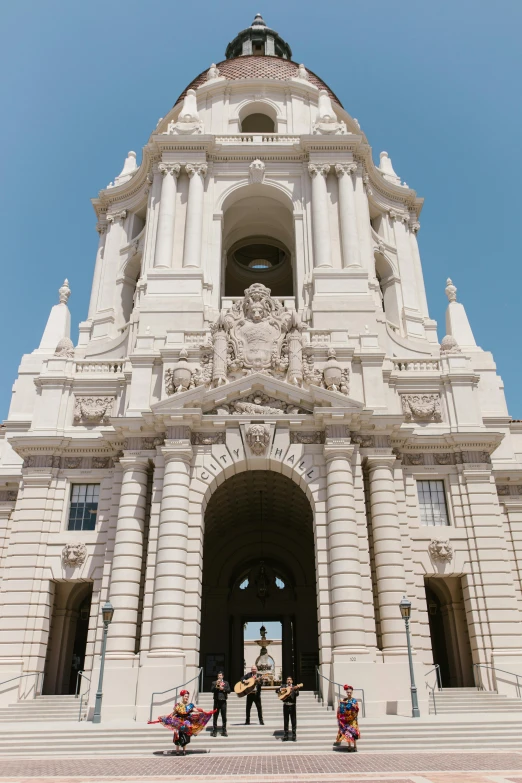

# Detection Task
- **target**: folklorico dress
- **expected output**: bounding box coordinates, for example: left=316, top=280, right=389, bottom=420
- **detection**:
left=149, top=701, right=215, bottom=748
left=336, top=697, right=360, bottom=749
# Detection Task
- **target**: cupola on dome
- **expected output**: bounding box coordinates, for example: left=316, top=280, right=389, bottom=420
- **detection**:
left=175, top=15, right=341, bottom=107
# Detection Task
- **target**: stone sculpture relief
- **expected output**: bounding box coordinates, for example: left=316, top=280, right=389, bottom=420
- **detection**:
left=313, top=90, right=347, bottom=135
left=163, top=285, right=351, bottom=398
left=62, top=542, right=87, bottom=568
left=191, top=432, right=226, bottom=445
left=207, top=392, right=309, bottom=416
left=434, top=453, right=454, bottom=465
left=249, top=159, right=265, bottom=184
left=166, top=89, right=203, bottom=135
left=402, top=453, right=424, bottom=466
left=246, top=423, right=271, bottom=455
left=74, top=397, right=114, bottom=425
left=290, top=431, right=324, bottom=444
left=54, top=337, right=75, bottom=358
left=401, top=394, right=442, bottom=423
left=350, top=431, right=375, bottom=448
left=428, top=538, right=453, bottom=564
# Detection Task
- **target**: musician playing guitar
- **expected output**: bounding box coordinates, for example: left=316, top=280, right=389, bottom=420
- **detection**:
left=241, top=665, right=264, bottom=725
left=276, top=676, right=300, bottom=741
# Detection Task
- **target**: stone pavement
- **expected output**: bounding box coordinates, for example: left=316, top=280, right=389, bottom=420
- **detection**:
left=1, top=752, right=522, bottom=783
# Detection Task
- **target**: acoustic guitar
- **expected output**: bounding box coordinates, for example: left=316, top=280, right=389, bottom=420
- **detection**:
left=277, top=683, right=303, bottom=701
left=234, top=676, right=258, bottom=697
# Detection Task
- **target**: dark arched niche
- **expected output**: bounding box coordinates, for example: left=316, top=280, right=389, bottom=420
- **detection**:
left=199, top=470, right=319, bottom=690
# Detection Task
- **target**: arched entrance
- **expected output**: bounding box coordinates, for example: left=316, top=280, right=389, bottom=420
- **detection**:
left=199, top=470, right=319, bottom=691
left=43, top=582, right=93, bottom=695
left=425, top=576, right=474, bottom=687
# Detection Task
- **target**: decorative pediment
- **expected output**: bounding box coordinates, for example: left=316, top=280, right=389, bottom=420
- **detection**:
left=150, top=372, right=365, bottom=422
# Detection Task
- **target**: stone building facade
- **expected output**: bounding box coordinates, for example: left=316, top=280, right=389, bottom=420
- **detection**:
left=1, top=16, right=522, bottom=720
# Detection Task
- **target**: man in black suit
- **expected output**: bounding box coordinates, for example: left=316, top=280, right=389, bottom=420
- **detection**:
left=241, top=665, right=264, bottom=725
left=276, top=676, right=299, bottom=741
left=211, top=671, right=231, bottom=737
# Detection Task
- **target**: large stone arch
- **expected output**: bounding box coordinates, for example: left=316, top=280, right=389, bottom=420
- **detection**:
left=183, top=443, right=332, bottom=688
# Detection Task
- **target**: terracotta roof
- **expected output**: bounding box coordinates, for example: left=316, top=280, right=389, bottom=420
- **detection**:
left=175, top=56, right=342, bottom=107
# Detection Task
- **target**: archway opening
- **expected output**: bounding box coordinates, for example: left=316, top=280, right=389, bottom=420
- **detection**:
left=425, top=576, right=474, bottom=687
left=222, top=189, right=295, bottom=299
left=199, top=470, right=318, bottom=691
left=43, top=582, right=93, bottom=695
left=241, top=113, right=275, bottom=133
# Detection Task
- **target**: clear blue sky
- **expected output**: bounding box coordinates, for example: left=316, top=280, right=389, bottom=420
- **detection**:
left=1, top=1, right=521, bottom=417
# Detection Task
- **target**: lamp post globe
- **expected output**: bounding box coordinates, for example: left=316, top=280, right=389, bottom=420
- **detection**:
left=399, top=595, right=420, bottom=718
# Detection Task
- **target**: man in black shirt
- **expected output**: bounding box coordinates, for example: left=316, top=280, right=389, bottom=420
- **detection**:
left=241, top=665, right=264, bottom=725
left=211, top=671, right=231, bottom=737
left=276, top=676, right=299, bottom=741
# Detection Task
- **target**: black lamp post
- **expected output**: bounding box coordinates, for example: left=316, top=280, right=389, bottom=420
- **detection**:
left=399, top=596, right=420, bottom=718
left=92, top=600, right=114, bottom=724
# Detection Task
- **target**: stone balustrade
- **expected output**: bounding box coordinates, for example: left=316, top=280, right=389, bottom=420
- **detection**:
left=75, top=360, right=125, bottom=374
left=392, top=358, right=440, bottom=372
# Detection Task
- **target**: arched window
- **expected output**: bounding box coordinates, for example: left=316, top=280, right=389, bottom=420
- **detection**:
left=241, top=113, right=275, bottom=133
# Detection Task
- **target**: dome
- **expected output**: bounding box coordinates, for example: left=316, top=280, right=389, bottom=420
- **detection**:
left=175, top=55, right=342, bottom=108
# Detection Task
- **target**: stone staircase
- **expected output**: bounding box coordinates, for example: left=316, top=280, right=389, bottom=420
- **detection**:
left=0, top=694, right=85, bottom=723
left=0, top=690, right=521, bottom=755
left=429, top=687, right=522, bottom=714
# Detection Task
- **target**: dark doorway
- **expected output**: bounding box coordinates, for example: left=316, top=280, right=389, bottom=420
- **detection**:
left=200, top=471, right=319, bottom=691
left=425, top=577, right=474, bottom=687
left=44, top=582, right=93, bottom=695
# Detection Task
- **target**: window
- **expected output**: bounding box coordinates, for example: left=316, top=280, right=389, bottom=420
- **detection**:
left=68, top=484, right=100, bottom=531
left=417, top=480, right=449, bottom=526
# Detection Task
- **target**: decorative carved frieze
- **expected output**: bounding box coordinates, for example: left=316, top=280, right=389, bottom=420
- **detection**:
left=73, top=397, right=114, bottom=425
left=0, top=490, right=18, bottom=502
left=401, top=394, right=442, bottom=423
left=207, top=392, right=309, bottom=416
left=402, top=453, right=425, bottom=466
left=428, top=538, right=453, bottom=563
left=191, top=432, right=226, bottom=445
left=91, top=456, right=114, bottom=469
left=62, top=542, right=87, bottom=568
left=434, top=453, right=454, bottom=465
left=246, top=423, right=271, bottom=455
left=497, top=484, right=510, bottom=496
left=63, top=457, right=82, bottom=469
left=350, top=431, right=375, bottom=448
left=23, top=455, right=61, bottom=469
left=290, top=431, right=324, bottom=444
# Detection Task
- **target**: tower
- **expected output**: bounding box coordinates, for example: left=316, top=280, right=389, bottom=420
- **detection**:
left=1, top=16, right=521, bottom=721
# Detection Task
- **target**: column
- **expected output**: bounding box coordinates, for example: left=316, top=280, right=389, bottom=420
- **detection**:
left=154, top=163, right=181, bottom=268
left=96, top=209, right=127, bottom=313
left=408, top=219, right=430, bottom=318
left=335, top=163, right=360, bottom=268
left=87, top=223, right=107, bottom=318
left=106, top=456, right=149, bottom=657
left=308, top=163, right=332, bottom=268
left=324, top=443, right=366, bottom=651
left=365, top=455, right=407, bottom=655
left=183, top=163, right=208, bottom=268
left=150, top=444, right=192, bottom=653
left=354, top=165, right=375, bottom=272
left=282, top=615, right=294, bottom=679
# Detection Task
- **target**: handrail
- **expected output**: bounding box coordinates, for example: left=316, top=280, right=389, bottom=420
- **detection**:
left=315, top=666, right=365, bottom=718
left=0, top=672, right=44, bottom=700
left=474, top=663, right=522, bottom=698
left=75, top=671, right=91, bottom=722
left=425, top=664, right=442, bottom=691
left=149, top=668, right=203, bottom=723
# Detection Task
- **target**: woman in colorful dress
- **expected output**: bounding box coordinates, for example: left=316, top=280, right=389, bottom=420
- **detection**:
left=335, top=684, right=360, bottom=752
left=148, top=689, right=215, bottom=755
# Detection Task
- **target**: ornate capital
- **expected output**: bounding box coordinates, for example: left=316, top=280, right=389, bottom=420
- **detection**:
left=308, top=163, right=330, bottom=178
left=186, top=163, right=208, bottom=179
left=161, top=445, right=193, bottom=466
left=335, top=162, right=357, bottom=177
left=96, top=222, right=107, bottom=235
left=365, top=453, right=397, bottom=470
left=410, top=220, right=421, bottom=234
left=106, top=209, right=127, bottom=224
left=158, top=162, right=181, bottom=178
